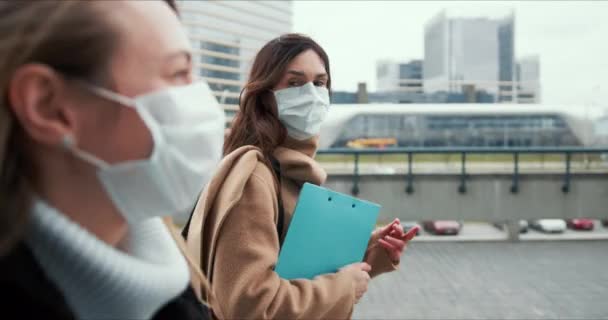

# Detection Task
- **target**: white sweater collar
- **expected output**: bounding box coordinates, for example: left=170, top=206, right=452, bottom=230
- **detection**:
left=26, top=200, right=190, bottom=320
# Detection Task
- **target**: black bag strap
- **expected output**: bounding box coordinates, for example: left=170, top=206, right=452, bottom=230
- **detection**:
left=182, top=198, right=197, bottom=239
left=269, top=156, right=285, bottom=244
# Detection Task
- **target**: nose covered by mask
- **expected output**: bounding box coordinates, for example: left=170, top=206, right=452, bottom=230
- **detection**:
left=62, top=81, right=225, bottom=223
left=274, top=82, right=330, bottom=140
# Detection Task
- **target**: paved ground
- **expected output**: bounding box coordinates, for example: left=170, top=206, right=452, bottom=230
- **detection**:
left=353, top=241, right=608, bottom=320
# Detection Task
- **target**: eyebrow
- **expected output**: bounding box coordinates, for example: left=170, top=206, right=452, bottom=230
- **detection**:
left=286, top=70, right=328, bottom=78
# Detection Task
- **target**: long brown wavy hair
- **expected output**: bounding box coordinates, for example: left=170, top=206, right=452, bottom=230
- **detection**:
left=223, top=33, right=331, bottom=158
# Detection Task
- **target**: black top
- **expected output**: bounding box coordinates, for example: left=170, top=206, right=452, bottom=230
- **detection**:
left=0, top=242, right=211, bottom=320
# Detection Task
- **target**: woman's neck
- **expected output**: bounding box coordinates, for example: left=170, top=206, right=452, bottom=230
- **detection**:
left=36, top=159, right=128, bottom=246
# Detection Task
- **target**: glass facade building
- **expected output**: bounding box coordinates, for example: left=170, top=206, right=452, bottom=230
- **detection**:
left=424, top=10, right=518, bottom=102
left=177, top=0, right=293, bottom=121
left=331, top=113, right=579, bottom=148
left=498, top=14, right=516, bottom=102
left=516, top=55, right=541, bottom=103
left=377, top=60, right=423, bottom=93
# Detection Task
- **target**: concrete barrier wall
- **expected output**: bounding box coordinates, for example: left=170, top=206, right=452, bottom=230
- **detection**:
left=324, top=173, right=608, bottom=222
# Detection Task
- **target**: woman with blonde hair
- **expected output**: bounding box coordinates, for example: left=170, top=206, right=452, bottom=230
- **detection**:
left=0, top=1, right=224, bottom=318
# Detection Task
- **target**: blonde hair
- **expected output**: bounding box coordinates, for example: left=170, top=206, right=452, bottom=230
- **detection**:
left=0, top=1, right=120, bottom=255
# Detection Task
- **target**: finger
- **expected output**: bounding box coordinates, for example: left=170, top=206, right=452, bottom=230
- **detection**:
left=401, top=226, right=419, bottom=241
left=377, top=223, right=395, bottom=238
left=378, top=219, right=400, bottom=238
left=384, top=236, right=406, bottom=251
left=393, top=218, right=401, bottom=228
left=396, top=226, right=418, bottom=241
left=359, top=262, right=372, bottom=272
left=386, top=219, right=400, bottom=229
left=340, top=262, right=358, bottom=272
left=379, top=239, right=401, bottom=261
left=389, top=230, right=405, bottom=242
left=379, top=238, right=398, bottom=251
left=391, top=224, right=406, bottom=238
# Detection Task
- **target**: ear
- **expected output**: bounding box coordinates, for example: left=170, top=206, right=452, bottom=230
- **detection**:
left=7, top=64, right=78, bottom=147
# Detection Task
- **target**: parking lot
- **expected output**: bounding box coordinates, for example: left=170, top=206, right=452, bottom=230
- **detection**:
left=408, top=220, right=608, bottom=242
left=353, top=240, right=608, bottom=319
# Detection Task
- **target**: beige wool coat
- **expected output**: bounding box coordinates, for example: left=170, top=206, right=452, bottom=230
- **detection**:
left=185, top=137, right=398, bottom=319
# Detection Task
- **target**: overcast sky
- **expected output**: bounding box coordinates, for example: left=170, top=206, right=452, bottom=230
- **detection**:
left=293, top=1, right=608, bottom=108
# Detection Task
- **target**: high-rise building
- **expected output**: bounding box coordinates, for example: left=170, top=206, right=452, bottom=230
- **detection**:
left=516, top=55, right=541, bottom=103
left=398, top=60, right=423, bottom=94
left=376, top=60, right=400, bottom=92
left=376, top=60, right=423, bottom=93
left=497, top=13, right=516, bottom=102
left=423, top=10, right=515, bottom=101
left=176, top=1, right=293, bottom=120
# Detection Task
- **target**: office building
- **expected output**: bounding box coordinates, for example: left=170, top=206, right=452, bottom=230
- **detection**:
left=423, top=10, right=516, bottom=101
left=516, top=55, right=541, bottom=103
left=377, top=60, right=423, bottom=93
left=176, top=1, right=293, bottom=120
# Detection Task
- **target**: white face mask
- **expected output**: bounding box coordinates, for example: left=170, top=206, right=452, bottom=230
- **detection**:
left=62, top=81, right=225, bottom=223
left=274, top=82, right=330, bottom=140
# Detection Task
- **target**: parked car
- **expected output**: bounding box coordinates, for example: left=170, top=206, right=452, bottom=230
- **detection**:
left=402, top=222, right=421, bottom=236
left=493, top=220, right=529, bottom=234
left=530, top=219, right=567, bottom=233
left=422, top=220, right=461, bottom=235
left=566, top=219, right=595, bottom=231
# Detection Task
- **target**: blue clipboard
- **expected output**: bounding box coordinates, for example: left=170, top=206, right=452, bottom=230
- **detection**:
left=275, top=183, right=381, bottom=280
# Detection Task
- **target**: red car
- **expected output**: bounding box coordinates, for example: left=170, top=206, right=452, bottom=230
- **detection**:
left=567, top=219, right=595, bottom=231
left=423, top=220, right=461, bottom=235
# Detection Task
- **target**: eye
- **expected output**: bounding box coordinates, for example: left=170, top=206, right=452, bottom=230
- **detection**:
left=314, top=80, right=326, bottom=87
left=288, top=80, right=303, bottom=87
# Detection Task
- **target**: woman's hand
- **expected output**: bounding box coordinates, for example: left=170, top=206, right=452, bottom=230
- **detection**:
left=374, top=218, right=418, bottom=262
left=339, top=262, right=371, bottom=304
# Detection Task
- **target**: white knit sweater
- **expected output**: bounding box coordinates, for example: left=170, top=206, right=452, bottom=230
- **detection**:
left=26, top=200, right=190, bottom=319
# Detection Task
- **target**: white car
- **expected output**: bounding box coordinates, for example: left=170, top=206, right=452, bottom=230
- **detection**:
left=530, top=219, right=567, bottom=233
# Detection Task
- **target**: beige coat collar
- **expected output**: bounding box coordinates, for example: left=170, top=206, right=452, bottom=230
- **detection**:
left=273, top=136, right=326, bottom=186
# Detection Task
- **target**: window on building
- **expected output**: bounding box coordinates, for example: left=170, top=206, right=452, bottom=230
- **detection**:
left=208, top=83, right=241, bottom=93
left=201, top=55, right=240, bottom=68
left=200, top=41, right=240, bottom=55
left=200, top=69, right=240, bottom=81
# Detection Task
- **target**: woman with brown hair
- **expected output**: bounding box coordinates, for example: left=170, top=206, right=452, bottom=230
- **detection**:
left=0, top=1, right=224, bottom=319
left=184, top=33, right=418, bottom=319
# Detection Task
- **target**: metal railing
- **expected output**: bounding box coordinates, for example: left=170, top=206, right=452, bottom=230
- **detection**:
left=317, top=147, right=608, bottom=196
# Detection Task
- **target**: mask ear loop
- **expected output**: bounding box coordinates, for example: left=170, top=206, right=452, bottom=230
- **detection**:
left=62, top=134, right=110, bottom=169
left=74, top=79, right=136, bottom=108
